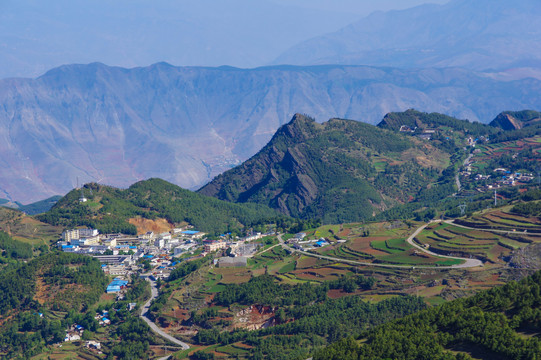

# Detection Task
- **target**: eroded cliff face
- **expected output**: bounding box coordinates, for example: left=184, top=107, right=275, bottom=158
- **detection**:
left=200, top=114, right=321, bottom=217
left=489, top=111, right=541, bottom=131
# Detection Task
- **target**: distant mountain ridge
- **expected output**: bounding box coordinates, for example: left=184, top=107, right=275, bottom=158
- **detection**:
left=0, top=196, right=62, bottom=215
left=274, top=0, right=541, bottom=73
left=1, top=62, right=541, bottom=203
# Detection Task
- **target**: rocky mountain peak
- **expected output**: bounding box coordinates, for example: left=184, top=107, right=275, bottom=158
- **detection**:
left=489, top=110, right=541, bottom=131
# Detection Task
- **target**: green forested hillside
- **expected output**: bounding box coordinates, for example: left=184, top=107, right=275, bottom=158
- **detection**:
left=199, top=113, right=456, bottom=223
left=489, top=110, right=541, bottom=143
left=188, top=274, right=425, bottom=359
left=0, top=252, right=158, bottom=359
left=37, top=178, right=284, bottom=234
left=314, top=270, right=541, bottom=360
left=0, top=253, right=109, bottom=357
left=0, top=252, right=108, bottom=315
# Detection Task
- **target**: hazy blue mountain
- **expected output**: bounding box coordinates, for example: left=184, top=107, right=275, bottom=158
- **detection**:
left=1, top=62, right=540, bottom=203
left=0, top=196, right=62, bottom=215
left=274, top=0, right=541, bottom=73
left=0, top=0, right=362, bottom=79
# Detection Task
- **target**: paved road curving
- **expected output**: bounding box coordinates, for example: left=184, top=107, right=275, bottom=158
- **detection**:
left=278, top=220, right=484, bottom=270
left=444, top=219, right=537, bottom=235
left=405, top=221, right=483, bottom=268
left=140, top=279, right=190, bottom=351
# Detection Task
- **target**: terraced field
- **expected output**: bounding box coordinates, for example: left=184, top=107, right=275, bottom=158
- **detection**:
left=415, top=219, right=541, bottom=264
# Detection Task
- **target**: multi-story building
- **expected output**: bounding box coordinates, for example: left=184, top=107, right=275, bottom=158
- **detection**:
left=204, top=240, right=227, bottom=252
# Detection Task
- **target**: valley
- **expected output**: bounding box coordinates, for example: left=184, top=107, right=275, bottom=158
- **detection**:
left=1, top=111, right=541, bottom=359
left=3, top=0, right=541, bottom=359
left=135, top=205, right=541, bottom=359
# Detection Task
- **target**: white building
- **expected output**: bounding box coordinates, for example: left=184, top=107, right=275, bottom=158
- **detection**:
left=204, top=240, right=227, bottom=252
left=159, top=232, right=172, bottom=240
left=71, top=235, right=100, bottom=246
left=62, top=228, right=99, bottom=242
left=79, top=228, right=99, bottom=238
left=154, top=238, right=165, bottom=248
left=62, top=229, right=80, bottom=242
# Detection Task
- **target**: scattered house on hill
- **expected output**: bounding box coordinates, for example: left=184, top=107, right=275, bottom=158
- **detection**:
left=61, top=244, right=78, bottom=252
left=315, top=239, right=328, bottom=247
left=64, top=324, right=84, bottom=342
left=159, top=232, right=172, bottom=240
left=102, top=238, right=117, bottom=247
left=70, top=235, right=100, bottom=246
left=399, top=125, right=415, bottom=132
left=62, top=228, right=99, bottom=242
left=64, top=334, right=80, bottom=342
left=85, top=341, right=101, bottom=350
left=154, top=238, right=165, bottom=248
left=93, top=255, right=133, bottom=266
left=242, top=232, right=263, bottom=242
left=105, top=265, right=128, bottom=276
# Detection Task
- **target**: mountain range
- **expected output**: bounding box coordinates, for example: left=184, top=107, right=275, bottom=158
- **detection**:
left=199, top=110, right=509, bottom=222
left=274, top=0, right=541, bottom=74
left=1, top=63, right=540, bottom=204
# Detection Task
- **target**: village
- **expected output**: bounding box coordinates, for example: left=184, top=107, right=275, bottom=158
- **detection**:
left=57, top=225, right=277, bottom=347
left=399, top=123, right=537, bottom=194
left=58, top=226, right=274, bottom=282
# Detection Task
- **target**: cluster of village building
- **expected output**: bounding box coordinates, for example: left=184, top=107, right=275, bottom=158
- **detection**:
left=58, top=225, right=268, bottom=280
left=56, top=224, right=275, bottom=344
left=461, top=155, right=535, bottom=192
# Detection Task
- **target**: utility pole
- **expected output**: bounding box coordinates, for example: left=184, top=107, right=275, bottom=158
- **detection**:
left=458, top=203, right=467, bottom=216
left=494, top=189, right=497, bottom=207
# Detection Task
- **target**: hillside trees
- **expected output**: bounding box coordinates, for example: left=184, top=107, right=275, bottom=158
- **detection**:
left=314, top=271, right=541, bottom=360
left=38, top=179, right=285, bottom=235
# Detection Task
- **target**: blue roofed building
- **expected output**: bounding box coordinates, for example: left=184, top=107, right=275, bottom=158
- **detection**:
left=106, top=279, right=129, bottom=293
left=315, top=240, right=328, bottom=247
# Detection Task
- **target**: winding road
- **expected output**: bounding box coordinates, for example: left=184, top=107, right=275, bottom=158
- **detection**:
left=140, top=279, right=190, bottom=351
left=405, top=221, right=483, bottom=268
left=277, top=220, right=483, bottom=270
